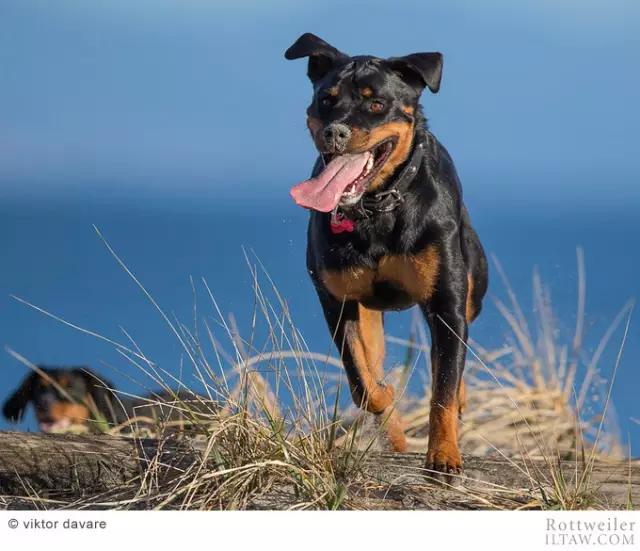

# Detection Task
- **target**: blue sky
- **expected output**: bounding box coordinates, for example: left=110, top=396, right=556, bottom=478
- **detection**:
left=0, top=1, right=639, bottom=450
left=1, top=0, right=639, bottom=202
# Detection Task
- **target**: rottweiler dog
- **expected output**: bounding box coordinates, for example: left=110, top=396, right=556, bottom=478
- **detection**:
left=3, top=366, right=210, bottom=432
left=3, top=366, right=118, bottom=431
left=285, top=33, right=488, bottom=475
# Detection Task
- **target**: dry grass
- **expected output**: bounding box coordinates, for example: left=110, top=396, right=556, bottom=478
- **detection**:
left=4, top=236, right=635, bottom=510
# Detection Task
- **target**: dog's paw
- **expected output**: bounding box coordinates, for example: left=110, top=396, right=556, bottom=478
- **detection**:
left=425, top=441, right=462, bottom=481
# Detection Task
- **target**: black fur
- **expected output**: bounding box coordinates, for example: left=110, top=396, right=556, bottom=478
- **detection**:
left=2, top=366, right=211, bottom=431
left=2, top=366, right=114, bottom=424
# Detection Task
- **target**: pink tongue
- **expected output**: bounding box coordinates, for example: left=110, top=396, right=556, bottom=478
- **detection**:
left=290, top=152, right=370, bottom=212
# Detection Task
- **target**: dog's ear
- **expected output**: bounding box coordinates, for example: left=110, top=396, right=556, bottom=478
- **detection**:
left=2, top=372, right=38, bottom=422
left=387, top=52, right=443, bottom=94
left=285, top=33, right=348, bottom=83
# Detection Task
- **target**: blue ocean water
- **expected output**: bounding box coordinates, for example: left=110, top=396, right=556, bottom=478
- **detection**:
left=1, top=173, right=638, bottom=453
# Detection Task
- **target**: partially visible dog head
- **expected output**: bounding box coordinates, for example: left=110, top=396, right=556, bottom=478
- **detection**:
left=2, top=366, right=115, bottom=432
left=286, top=33, right=442, bottom=211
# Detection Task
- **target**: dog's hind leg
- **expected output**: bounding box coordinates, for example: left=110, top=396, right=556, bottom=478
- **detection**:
left=460, top=206, right=488, bottom=324
left=317, top=291, right=407, bottom=452
left=458, top=377, right=466, bottom=418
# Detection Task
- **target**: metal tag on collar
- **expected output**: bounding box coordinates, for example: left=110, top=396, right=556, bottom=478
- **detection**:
left=376, top=189, right=404, bottom=212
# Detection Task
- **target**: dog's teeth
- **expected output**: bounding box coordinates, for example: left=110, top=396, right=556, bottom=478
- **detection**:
left=366, top=155, right=374, bottom=172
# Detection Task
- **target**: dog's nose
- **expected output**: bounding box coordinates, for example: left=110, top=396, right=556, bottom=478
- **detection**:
left=323, top=123, right=351, bottom=152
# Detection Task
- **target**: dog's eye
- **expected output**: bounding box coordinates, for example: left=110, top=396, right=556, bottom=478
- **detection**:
left=320, top=97, right=333, bottom=107
left=370, top=100, right=385, bottom=113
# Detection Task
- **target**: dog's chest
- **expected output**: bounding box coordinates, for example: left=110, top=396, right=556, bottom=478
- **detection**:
left=320, top=244, right=439, bottom=309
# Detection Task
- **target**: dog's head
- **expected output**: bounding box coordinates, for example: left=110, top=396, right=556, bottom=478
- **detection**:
left=285, top=33, right=442, bottom=212
left=2, top=366, right=115, bottom=432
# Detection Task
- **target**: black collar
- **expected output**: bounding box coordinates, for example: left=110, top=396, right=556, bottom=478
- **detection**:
left=339, top=138, right=426, bottom=220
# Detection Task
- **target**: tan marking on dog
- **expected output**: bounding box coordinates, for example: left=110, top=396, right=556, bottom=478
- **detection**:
left=426, top=399, right=462, bottom=470
left=378, top=245, right=440, bottom=302
left=348, top=120, right=415, bottom=191
left=321, top=245, right=439, bottom=303
left=465, top=272, right=475, bottom=322
left=327, top=86, right=339, bottom=97
left=427, top=350, right=464, bottom=470
left=458, top=378, right=466, bottom=417
left=348, top=127, right=369, bottom=147
left=401, top=105, right=415, bottom=115
left=321, top=266, right=375, bottom=301
left=306, top=116, right=324, bottom=150
left=48, top=401, right=91, bottom=425
left=360, top=86, right=373, bottom=97
left=306, top=116, right=322, bottom=137
left=342, top=304, right=393, bottom=413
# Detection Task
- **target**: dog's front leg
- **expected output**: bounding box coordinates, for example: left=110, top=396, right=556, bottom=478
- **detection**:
left=317, top=291, right=407, bottom=452
left=421, top=275, right=468, bottom=477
